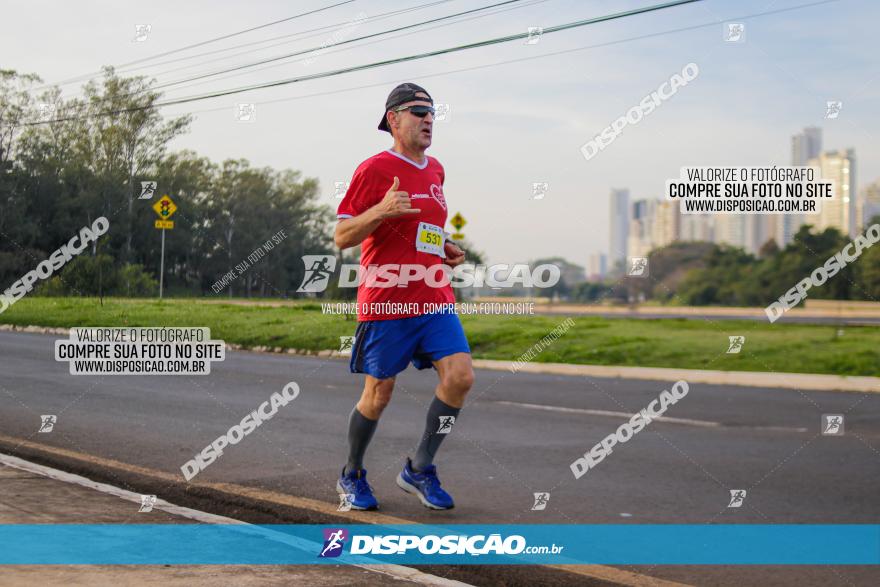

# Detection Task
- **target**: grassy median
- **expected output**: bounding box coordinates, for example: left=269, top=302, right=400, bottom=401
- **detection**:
left=2, top=297, right=878, bottom=376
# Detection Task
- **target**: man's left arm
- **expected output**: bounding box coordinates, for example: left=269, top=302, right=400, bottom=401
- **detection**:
left=438, top=165, right=464, bottom=266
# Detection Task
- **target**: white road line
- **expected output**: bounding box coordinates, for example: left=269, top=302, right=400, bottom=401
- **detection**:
left=494, top=401, right=808, bottom=432
left=0, top=453, right=472, bottom=587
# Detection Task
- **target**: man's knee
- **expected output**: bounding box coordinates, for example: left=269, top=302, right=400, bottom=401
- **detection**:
left=442, top=366, right=474, bottom=395
left=373, top=387, right=394, bottom=411
left=362, top=378, right=395, bottom=416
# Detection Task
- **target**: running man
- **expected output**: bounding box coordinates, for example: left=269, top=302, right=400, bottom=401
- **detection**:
left=334, top=83, right=474, bottom=510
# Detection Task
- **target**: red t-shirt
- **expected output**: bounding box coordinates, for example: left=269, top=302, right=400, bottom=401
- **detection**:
left=337, top=150, right=455, bottom=321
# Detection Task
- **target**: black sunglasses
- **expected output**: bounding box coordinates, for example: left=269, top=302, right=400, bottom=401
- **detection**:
left=393, top=105, right=435, bottom=117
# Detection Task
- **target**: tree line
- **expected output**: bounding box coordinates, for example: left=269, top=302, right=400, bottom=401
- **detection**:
left=3, top=68, right=876, bottom=306
left=1, top=67, right=335, bottom=298
left=563, top=224, right=880, bottom=306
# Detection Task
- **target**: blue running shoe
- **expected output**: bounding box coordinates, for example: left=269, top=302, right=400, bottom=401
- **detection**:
left=336, top=467, right=378, bottom=510
left=396, top=458, right=454, bottom=510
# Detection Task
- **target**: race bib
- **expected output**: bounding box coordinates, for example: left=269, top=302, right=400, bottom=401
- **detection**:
left=415, top=222, right=446, bottom=257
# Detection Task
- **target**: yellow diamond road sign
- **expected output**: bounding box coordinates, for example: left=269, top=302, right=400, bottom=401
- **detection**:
left=450, top=212, right=466, bottom=231
left=152, top=195, right=177, bottom=219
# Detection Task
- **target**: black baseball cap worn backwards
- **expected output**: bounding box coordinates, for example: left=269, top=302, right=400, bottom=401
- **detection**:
left=378, top=82, right=433, bottom=132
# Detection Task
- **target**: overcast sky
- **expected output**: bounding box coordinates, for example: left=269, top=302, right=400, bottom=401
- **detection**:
left=2, top=0, right=877, bottom=266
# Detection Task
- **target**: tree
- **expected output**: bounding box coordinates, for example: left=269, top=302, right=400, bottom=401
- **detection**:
left=858, top=246, right=880, bottom=300
left=77, top=67, right=191, bottom=272
left=627, top=241, right=716, bottom=303
left=570, top=281, right=612, bottom=302
left=0, top=69, right=41, bottom=166
left=856, top=214, right=880, bottom=300
left=197, top=159, right=330, bottom=298
left=677, top=245, right=756, bottom=306
left=778, top=225, right=853, bottom=300
left=530, top=257, right=584, bottom=300
left=154, top=150, right=216, bottom=294
left=758, top=238, right=780, bottom=258
left=0, top=70, right=43, bottom=263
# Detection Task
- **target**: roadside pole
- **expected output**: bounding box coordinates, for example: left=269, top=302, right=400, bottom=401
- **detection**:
left=159, top=228, right=166, bottom=298
left=152, top=195, right=178, bottom=299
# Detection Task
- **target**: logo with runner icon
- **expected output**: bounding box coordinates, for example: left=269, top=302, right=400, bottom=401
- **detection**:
left=297, top=255, right=337, bottom=293
left=319, top=528, right=348, bottom=558
left=437, top=416, right=456, bottom=434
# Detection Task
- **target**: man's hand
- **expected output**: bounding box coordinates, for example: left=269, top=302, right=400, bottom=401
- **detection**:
left=375, top=176, right=421, bottom=219
left=335, top=176, right=422, bottom=249
left=444, top=241, right=465, bottom=266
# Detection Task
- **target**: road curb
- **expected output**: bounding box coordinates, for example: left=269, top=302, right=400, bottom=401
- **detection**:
left=0, top=452, right=472, bottom=587
left=0, top=434, right=688, bottom=587
left=479, top=359, right=880, bottom=393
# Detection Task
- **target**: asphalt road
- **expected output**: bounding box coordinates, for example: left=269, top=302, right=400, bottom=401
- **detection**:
left=1, top=330, right=878, bottom=586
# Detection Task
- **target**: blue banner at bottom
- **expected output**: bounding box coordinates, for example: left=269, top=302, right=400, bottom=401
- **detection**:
left=0, top=524, right=877, bottom=565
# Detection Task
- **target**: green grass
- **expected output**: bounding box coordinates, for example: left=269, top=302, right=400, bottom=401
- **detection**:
left=3, top=297, right=879, bottom=376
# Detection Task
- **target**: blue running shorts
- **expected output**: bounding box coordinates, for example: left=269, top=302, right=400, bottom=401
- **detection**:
left=349, top=311, right=470, bottom=379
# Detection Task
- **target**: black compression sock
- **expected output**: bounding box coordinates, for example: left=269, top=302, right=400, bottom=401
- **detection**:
left=412, top=396, right=461, bottom=472
left=345, top=406, right=378, bottom=475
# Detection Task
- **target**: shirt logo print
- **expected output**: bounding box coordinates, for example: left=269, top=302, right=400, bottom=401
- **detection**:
left=430, top=183, right=447, bottom=210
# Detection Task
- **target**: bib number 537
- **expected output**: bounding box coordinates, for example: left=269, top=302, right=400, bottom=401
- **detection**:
left=415, top=222, right=446, bottom=257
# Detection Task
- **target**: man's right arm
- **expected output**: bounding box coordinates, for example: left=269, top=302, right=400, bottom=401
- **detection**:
left=334, top=176, right=421, bottom=249
left=334, top=207, right=384, bottom=250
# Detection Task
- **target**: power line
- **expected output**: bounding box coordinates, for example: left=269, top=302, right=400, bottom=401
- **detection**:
left=116, top=0, right=458, bottom=81
left=52, top=0, right=530, bottom=112
left=166, top=0, right=839, bottom=120
left=154, top=0, right=707, bottom=105
left=52, top=0, right=535, bottom=111
left=158, top=0, right=549, bottom=99
left=39, top=0, right=359, bottom=90
left=149, top=0, right=529, bottom=92
left=29, top=0, right=706, bottom=125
